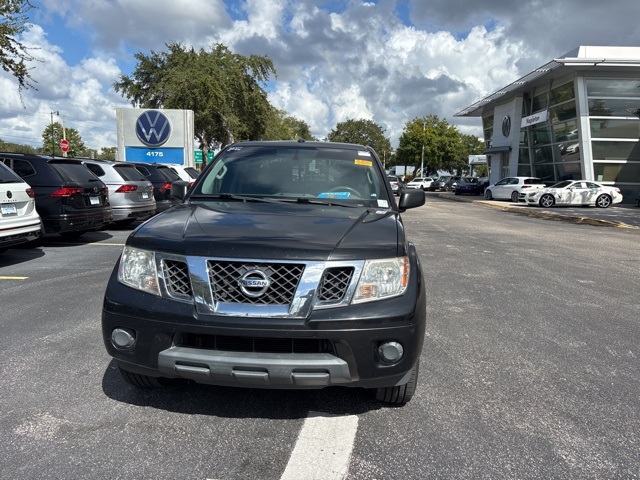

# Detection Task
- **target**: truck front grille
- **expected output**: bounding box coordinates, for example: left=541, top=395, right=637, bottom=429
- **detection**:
left=207, top=261, right=304, bottom=305
left=317, top=266, right=354, bottom=301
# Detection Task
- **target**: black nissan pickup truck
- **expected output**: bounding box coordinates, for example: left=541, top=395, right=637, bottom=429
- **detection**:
left=102, top=140, right=426, bottom=404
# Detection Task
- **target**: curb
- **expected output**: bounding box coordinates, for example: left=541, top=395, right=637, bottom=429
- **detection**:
left=431, top=192, right=640, bottom=229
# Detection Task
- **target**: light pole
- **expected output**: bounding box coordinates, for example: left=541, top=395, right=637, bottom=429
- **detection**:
left=420, top=121, right=425, bottom=177
left=50, top=111, right=59, bottom=157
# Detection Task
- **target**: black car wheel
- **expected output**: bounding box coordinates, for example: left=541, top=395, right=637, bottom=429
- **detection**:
left=539, top=194, right=555, bottom=208
left=374, top=361, right=419, bottom=404
left=484, top=190, right=493, bottom=200
left=596, top=194, right=612, bottom=208
left=60, top=230, right=87, bottom=239
left=511, top=191, right=519, bottom=203
left=118, top=366, right=171, bottom=388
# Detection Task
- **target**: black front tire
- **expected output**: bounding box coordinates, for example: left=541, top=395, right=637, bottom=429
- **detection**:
left=484, top=190, right=493, bottom=200
left=375, top=361, right=419, bottom=404
left=511, top=191, right=520, bottom=203
left=60, top=230, right=87, bottom=239
left=118, top=366, right=169, bottom=388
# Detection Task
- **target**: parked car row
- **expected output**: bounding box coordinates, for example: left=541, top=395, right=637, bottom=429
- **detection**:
left=0, top=152, right=199, bottom=254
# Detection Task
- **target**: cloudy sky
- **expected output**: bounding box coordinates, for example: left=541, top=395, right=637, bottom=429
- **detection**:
left=2, top=0, right=640, bottom=151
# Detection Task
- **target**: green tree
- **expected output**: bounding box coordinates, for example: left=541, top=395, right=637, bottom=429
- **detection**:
left=96, top=146, right=117, bottom=160
left=262, top=109, right=315, bottom=141
left=0, top=0, right=37, bottom=94
left=327, top=119, right=392, bottom=160
left=41, top=122, right=86, bottom=157
left=0, top=138, right=36, bottom=153
left=114, top=42, right=276, bottom=152
left=396, top=115, right=467, bottom=175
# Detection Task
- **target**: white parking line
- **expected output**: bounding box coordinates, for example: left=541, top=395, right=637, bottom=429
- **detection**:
left=280, top=413, right=358, bottom=480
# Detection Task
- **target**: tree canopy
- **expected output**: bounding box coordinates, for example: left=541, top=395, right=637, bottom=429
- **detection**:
left=327, top=119, right=392, bottom=161
left=114, top=42, right=276, bottom=150
left=41, top=122, right=87, bottom=158
left=262, top=109, right=316, bottom=141
left=0, top=0, right=37, bottom=94
left=396, top=115, right=481, bottom=176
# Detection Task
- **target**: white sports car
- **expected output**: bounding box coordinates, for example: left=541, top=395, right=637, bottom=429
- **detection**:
left=525, top=180, right=623, bottom=208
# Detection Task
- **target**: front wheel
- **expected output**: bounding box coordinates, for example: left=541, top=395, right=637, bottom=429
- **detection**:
left=118, top=366, right=170, bottom=388
left=596, top=194, right=612, bottom=208
left=511, top=191, right=520, bottom=203
left=374, top=361, right=419, bottom=404
left=484, top=190, right=493, bottom=200
left=539, top=194, right=555, bottom=208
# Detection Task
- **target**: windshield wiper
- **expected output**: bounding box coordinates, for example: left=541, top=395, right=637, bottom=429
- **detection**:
left=189, top=193, right=280, bottom=204
left=289, top=197, right=359, bottom=208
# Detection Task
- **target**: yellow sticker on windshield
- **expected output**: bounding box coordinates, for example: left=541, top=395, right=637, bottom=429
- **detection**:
left=355, top=159, right=372, bottom=166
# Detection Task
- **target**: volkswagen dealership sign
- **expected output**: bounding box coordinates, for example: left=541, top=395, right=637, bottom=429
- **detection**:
left=135, top=110, right=172, bottom=147
left=116, top=108, right=195, bottom=165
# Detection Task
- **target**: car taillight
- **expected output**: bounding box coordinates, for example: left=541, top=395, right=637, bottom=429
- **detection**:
left=50, top=187, right=83, bottom=197
left=521, top=185, right=531, bottom=189
left=159, top=183, right=172, bottom=192
left=115, top=185, right=138, bottom=193
left=26, top=188, right=35, bottom=198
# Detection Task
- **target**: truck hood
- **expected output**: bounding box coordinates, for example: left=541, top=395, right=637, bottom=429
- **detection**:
left=129, top=202, right=404, bottom=260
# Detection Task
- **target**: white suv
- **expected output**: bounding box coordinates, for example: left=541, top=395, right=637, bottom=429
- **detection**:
left=0, top=161, right=42, bottom=254
left=158, top=164, right=199, bottom=183
left=484, top=177, right=547, bottom=203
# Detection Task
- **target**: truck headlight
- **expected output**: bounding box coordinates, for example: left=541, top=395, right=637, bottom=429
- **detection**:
left=352, top=257, right=409, bottom=304
left=118, top=246, right=160, bottom=295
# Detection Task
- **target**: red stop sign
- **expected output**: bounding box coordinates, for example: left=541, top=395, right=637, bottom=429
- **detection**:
left=60, top=139, right=69, bottom=152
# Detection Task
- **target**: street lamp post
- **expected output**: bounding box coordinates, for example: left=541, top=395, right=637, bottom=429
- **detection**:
left=420, top=121, right=425, bottom=177
left=50, top=111, right=59, bottom=157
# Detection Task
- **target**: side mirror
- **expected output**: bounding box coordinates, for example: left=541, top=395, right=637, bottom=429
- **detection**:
left=170, top=180, right=191, bottom=199
left=398, top=188, right=425, bottom=212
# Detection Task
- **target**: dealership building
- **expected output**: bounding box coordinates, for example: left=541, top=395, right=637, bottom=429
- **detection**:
left=456, top=46, right=640, bottom=203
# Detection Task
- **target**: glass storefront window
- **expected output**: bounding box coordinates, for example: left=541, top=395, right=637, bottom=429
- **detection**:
left=588, top=98, right=640, bottom=117
left=482, top=115, right=494, bottom=144
left=533, top=164, right=555, bottom=182
left=518, top=147, right=530, bottom=164
left=532, top=92, right=547, bottom=113
left=519, top=129, right=528, bottom=147
left=517, top=164, right=531, bottom=176
left=593, top=162, right=640, bottom=182
left=586, top=79, right=640, bottom=97
left=590, top=119, right=640, bottom=138
left=552, top=120, right=578, bottom=142
left=531, top=124, right=551, bottom=145
left=532, top=145, right=554, bottom=164
left=592, top=140, right=640, bottom=160
left=549, top=101, right=577, bottom=122
left=555, top=162, right=582, bottom=180
left=550, top=82, right=575, bottom=105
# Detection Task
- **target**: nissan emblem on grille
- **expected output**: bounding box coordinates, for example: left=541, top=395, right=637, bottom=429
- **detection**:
left=237, top=269, right=271, bottom=298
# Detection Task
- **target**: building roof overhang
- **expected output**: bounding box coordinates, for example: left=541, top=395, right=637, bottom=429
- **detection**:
left=455, top=46, right=640, bottom=118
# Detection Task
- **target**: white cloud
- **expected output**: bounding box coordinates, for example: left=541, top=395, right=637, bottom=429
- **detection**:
left=3, top=0, right=640, bottom=151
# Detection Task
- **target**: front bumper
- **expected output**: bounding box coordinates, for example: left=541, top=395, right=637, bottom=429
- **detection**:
left=102, top=257, right=426, bottom=390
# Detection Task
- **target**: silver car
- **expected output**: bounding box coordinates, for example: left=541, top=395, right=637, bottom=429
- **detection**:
left=82, top=159, right=156, bottom=224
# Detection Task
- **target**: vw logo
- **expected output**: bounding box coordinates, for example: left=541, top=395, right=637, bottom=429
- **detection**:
left=502, top=115, right=511, bottom=138
left=135, top=110, right=172, bottom=147
left=6, top=191, right=12, bottom=199
left=237, top=269, right=271, bottom=298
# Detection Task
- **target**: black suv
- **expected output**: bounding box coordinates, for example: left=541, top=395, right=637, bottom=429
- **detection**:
left=102, top=141, right=426, bottom=404
left=0, top=153, right=112, bottom=237
left=128, top=162, right=182, bottom=213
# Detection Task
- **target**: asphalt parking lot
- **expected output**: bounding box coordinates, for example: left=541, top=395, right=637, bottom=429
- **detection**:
left=430, top=191, right=640, bottom=229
